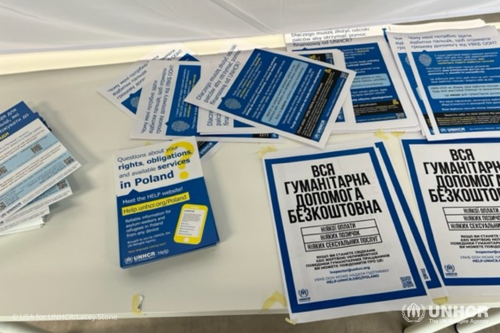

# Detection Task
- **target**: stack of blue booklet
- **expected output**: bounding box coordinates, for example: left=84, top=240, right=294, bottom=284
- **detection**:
left=0, top=102, right=81, bottom=236
left=113, top=136, right=219, bottom=268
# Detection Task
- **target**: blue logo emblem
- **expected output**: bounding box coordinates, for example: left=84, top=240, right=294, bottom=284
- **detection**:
left=298, top=289, right=309, bottom=298
left=444, top=264, right=455, bottom=273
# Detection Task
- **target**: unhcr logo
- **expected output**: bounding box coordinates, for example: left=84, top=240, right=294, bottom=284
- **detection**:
left=402, top=303, right=426, bottom=323
left=297, top=288, right=311, bottom=303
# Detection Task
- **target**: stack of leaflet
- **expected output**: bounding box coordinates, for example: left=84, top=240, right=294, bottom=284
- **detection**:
left=385, top=20, right=500, bottom=140
left=262, top=139, right=445, bottom=323
left=98, top=41, right=358, bottom=149
left=97, top=44, right=280, bottom=151
left=0, top=102, right=81, bottom=236
left=401, top=137, right=500, bottom=304
left=284, top=27, right=421, bottom=133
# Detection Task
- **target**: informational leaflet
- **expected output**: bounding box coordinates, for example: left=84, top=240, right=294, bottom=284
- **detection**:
left=185, top=43, right=355, bottom=148
left=263, top=143, right=429, bottom=322
left=197, top=141, right=223, bottom=161
left=113, top=137, right=219, bottom=268
left=285, top=28, right=419, bottom=131
left=197, top=110, right=268, bottom=135
left=97, top=44, right=194, bottom=118
left=401, top=26, right=500, bottom=140
left=374, top=141, right=446, bottom=299
left=298, top=50, right=355, bottom=128
left=130, top=60, right=277, bottom=142
left=0, top=217, right=45, bottom=236
left=386, top=20, right=487, bottom=137
left=0, top=206, right=49, bottom=233
left=0, top=179, right=71, bottom=230
left=0, top=102, right=81, bottom=222
left=402, top=139, right=500, bottom=297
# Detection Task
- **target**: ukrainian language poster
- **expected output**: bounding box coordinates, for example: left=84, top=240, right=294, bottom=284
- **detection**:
left=374, top=141, right=446, bottom=299
left=402, top=139, right=500, bottom=297
left=263, top=144, right=428, bottom=322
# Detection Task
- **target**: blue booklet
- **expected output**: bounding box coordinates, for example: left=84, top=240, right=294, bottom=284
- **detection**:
left=113, top=137, right=219, bottom=268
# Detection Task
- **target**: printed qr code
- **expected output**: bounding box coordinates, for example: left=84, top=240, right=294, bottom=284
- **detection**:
left=56, top=181, right=68, bottom=190
left=421, top=268, right=429, bottom=281
left=63, top=157, right=74, bottom=165
left=0, top=201, right=5, bottom=212
left=400, top=276, right=415, bottom=289
left=31, top=144, right=43, bottom=154
left=0, top=166, right=7, bottom=176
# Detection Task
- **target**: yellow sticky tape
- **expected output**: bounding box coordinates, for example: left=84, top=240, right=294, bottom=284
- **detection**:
left=433, top=297, right=448, bottom=305
left=144, top=142, right=152, bottom=146
left=285, top=317, right=297, bottom=325
left=258, top=146, right=278, bottom=159
left=374, top=129, right=389, bottom=140
left=132, top=294, right=144, bottom=314
left=391, top=131, right=405, bottom=138
left=260, top=291, right=286, bottom=312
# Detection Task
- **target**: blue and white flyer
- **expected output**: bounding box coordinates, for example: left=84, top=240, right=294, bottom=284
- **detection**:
left=185, top=42, right=355, bottom=148
left=402, top=26, right=500, bottom=141
left=373, top=141, right=446, bottom=300
left=0, top=206, right=49, bottom=233
left=298, top=50, right=355, bottom=132
left=386, top=20, right=487, bottom=137
left=285, top=27, right=419, bottom=132
left=196, top=110, right=268, bottom=135
left=402, top=138, right=500, bottom=299
left=97, top=44, right=194, bottom=118
left=0, top=102, right=81, bottom=222
left=263, top=142, right=429, bottom=322
left=129, top=60, right=278, bottom=142
left=0, top=179, right=71, bottom=230
left=0, top=217, right=45, bottom=236
left=113, top=137, right=219, bottom=268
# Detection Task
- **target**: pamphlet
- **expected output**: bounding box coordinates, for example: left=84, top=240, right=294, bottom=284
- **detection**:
left=113, top=137, right=219, bottom=268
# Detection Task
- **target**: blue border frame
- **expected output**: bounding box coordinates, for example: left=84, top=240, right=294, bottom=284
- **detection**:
left=264, top=147, right=427, bottom=314
left=402, top=138, right=500, bottom=286
left=375, top=142, right=442, bottom=289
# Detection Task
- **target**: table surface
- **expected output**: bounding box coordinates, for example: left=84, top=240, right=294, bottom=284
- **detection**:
left=1, top=45, right=499, bottom=321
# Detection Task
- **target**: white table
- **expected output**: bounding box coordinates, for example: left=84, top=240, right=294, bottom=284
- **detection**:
left=0, top=35, right=499, bottom=333
left=0, top=60, right=297, bottom=319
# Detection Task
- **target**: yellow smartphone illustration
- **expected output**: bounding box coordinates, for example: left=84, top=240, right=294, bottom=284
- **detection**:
left=174, top=204, right=208, bottom=245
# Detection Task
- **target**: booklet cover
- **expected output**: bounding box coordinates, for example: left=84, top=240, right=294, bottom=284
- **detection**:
left=113, top=137, right=219, bottom=268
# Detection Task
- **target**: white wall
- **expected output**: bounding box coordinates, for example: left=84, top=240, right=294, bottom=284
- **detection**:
left=2, top=0, right=500, bottom=53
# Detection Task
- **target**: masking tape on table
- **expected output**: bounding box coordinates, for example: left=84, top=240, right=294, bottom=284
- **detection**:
left=391, top=131, right=405, bottom=138
left=132, top=294, right=144, bottom=315
left=374, top=129, right=390, bottom=140
left=258, top=146, right=278, bottom=159
left=260, top=290, right=286, bottom=313
left=433, top=297, right=448, bottom=305
left=285, top=317, right=297, bottom=325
